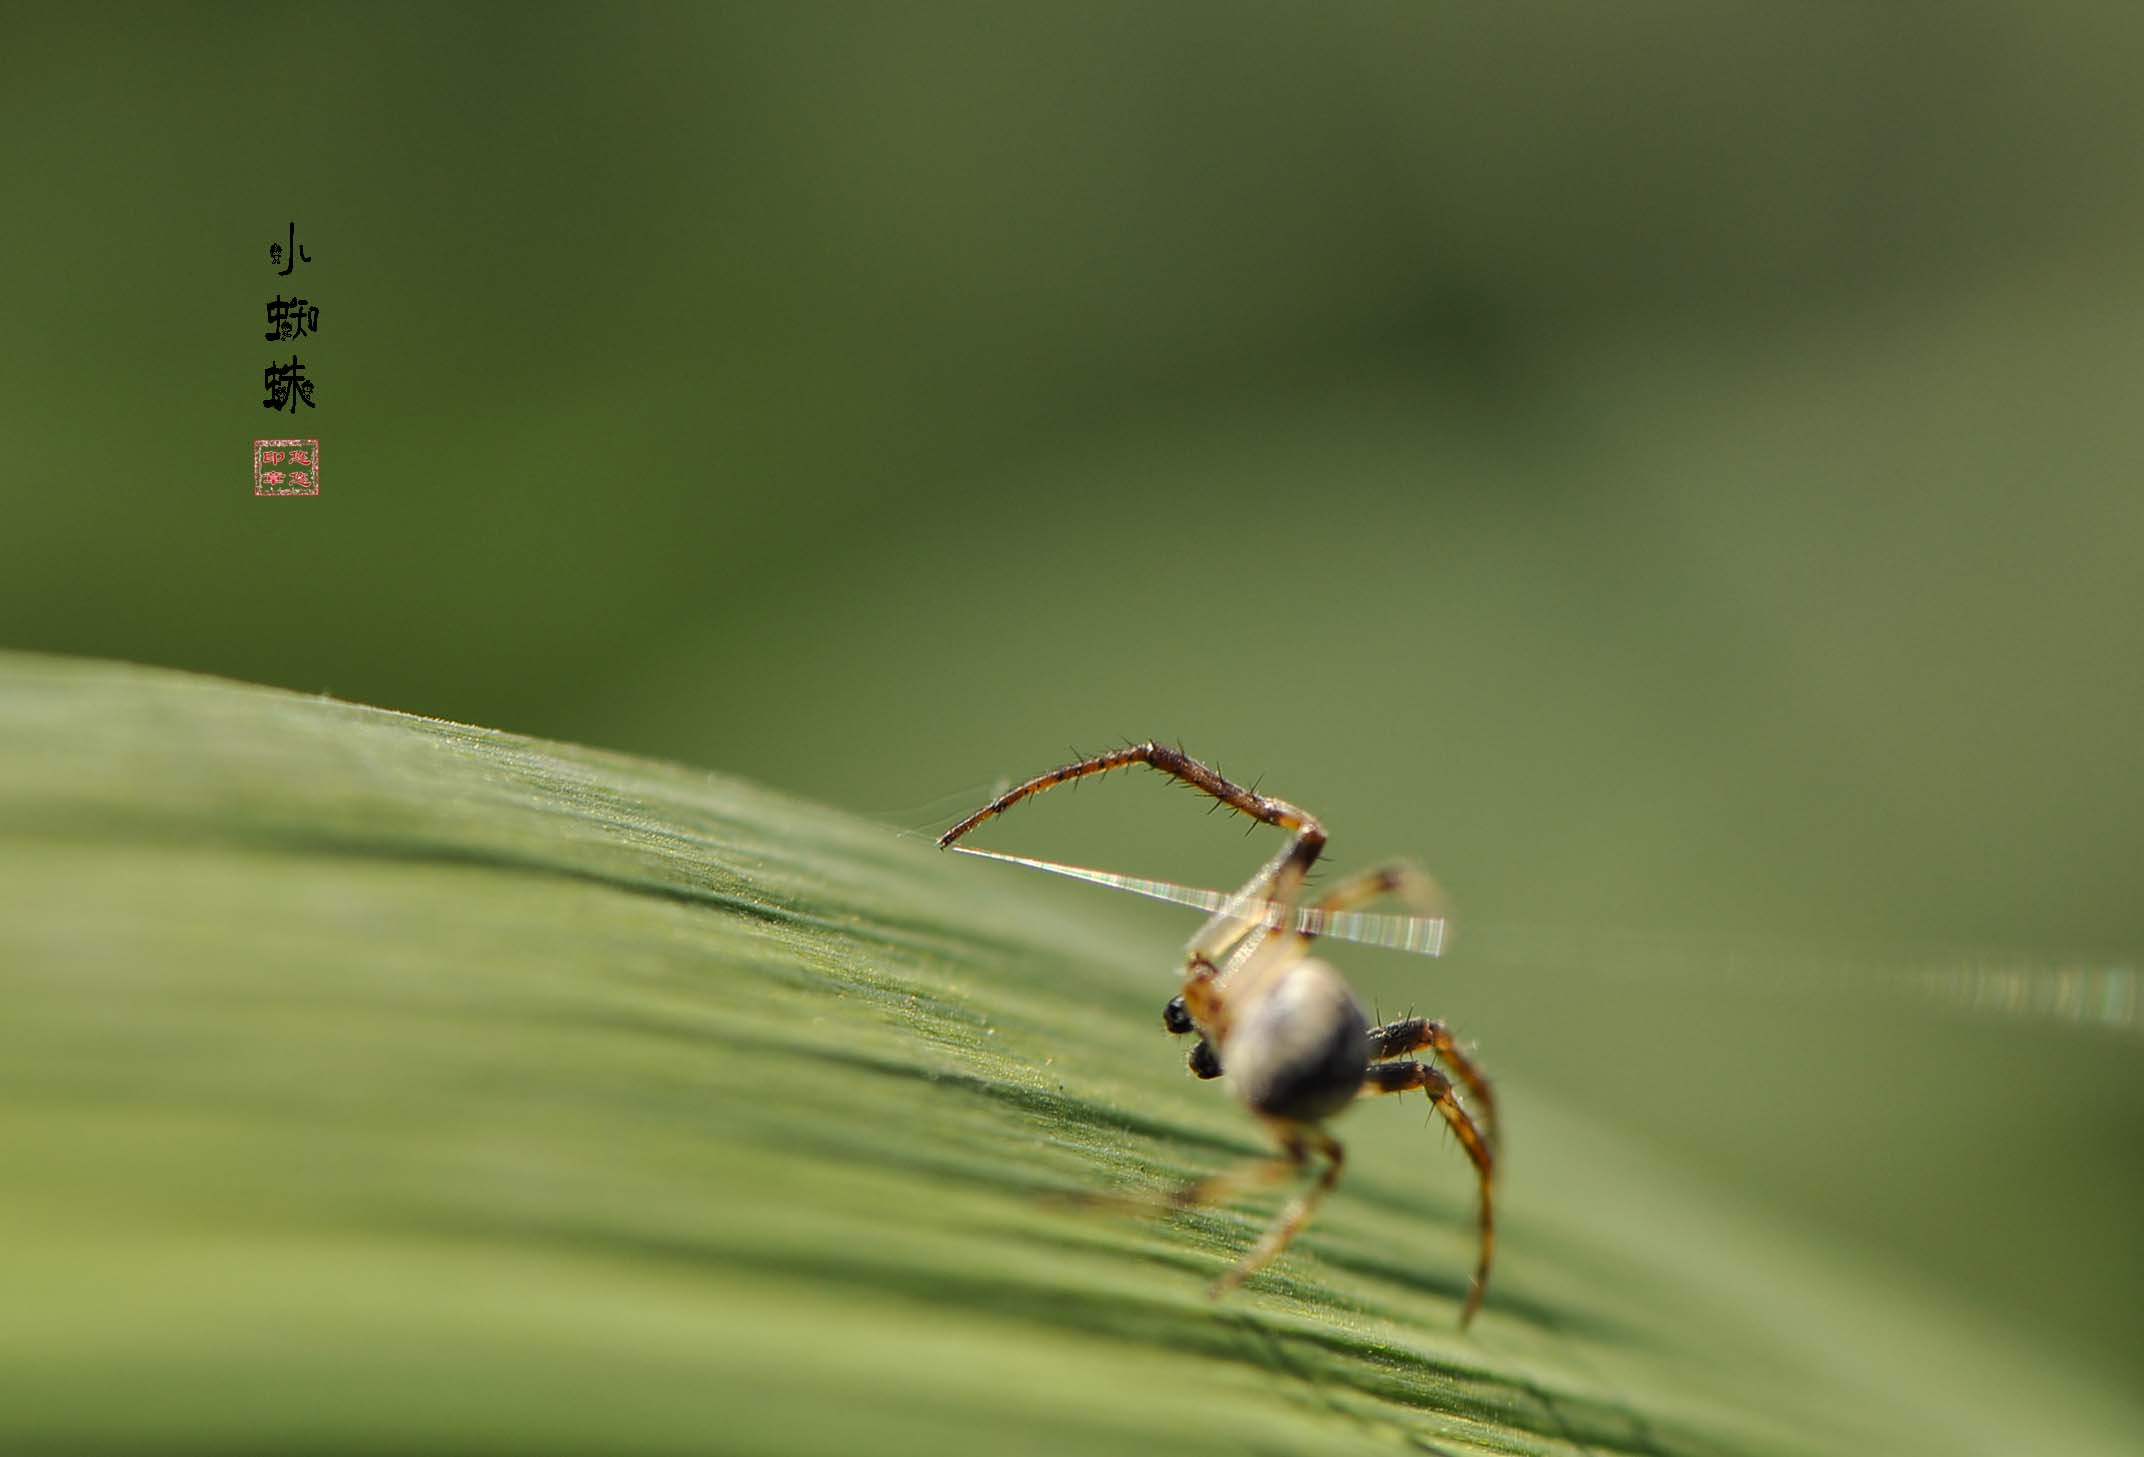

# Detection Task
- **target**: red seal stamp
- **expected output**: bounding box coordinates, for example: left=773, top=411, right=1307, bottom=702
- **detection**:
left=254, top=438, right=321, bottom=496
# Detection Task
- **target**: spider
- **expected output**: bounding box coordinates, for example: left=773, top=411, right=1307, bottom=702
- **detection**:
left=938, top=742, right=1498, bottom=1327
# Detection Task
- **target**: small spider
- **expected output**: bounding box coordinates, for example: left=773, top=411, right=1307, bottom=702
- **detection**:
left=939, top=743, right=1498, bottom=1327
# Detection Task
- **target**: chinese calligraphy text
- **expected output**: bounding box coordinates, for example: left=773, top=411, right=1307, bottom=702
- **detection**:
left=256, top=223, right=323, bottom=495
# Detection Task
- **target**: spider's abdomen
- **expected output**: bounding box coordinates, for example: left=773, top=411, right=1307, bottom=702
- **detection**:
left=1223, top=959, right=1369, bottom=1122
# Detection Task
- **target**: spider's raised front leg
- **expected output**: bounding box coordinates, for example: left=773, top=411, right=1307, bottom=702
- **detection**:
left=937, top=744, right=1324, bottom=884
left=936, top=742, right=1327, bottom=1038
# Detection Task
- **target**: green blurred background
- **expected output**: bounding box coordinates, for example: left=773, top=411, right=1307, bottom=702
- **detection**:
left=3, top=0, right=2138, bottom=1426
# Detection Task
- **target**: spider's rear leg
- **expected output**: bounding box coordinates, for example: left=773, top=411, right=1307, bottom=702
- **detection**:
left=1365, top=1059, right=1495, bottom=1327
left=1054, top=1130, right=1300, bottom=1218
left=1054, top=1123, right=1342, bottom=1300
left=1208, top=1124, right=1344, bottom=1299
left=1368, top=1016, right=1498, bottom=1151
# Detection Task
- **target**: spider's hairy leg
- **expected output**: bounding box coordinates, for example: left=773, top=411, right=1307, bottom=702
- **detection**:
left=1292, top=859, right=1450, bottom=948
left=1207, top=1123, right=1344, bottom=1299
left=1367, top=1016, right=1498, bottom=1151
left=1051, top=1139, right=1299, bottom=1218
left=1365, top=1059, right=1495, bottom=1328
left=935, top=742, right=1322, bottom=852
left=1183, top=827, right=1331, bottom=1003
left=934, top=743, right=1328, bottom=1007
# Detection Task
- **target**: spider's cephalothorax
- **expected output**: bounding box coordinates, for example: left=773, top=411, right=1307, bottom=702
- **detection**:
left=939, top=742, right=1499, bottom=1327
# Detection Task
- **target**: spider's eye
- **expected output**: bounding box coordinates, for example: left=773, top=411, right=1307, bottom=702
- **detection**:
left=1187, top=1039, right=1223, bottom=1080
left=1162, top=995, right=1195, bottom=1035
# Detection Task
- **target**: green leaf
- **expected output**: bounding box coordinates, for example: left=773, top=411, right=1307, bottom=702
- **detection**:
left=0, top=653, right=2115, bottom=1456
